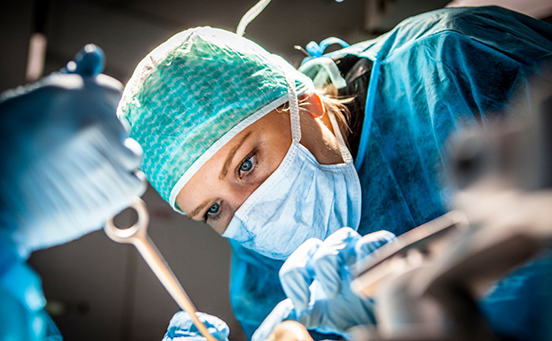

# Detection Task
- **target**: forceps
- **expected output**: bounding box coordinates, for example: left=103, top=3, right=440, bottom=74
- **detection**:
left=105, top=197, right=216, bottom=341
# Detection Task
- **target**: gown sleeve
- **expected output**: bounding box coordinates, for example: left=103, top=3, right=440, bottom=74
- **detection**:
left=0, top=260, right=62, bottom=340
left=228, top=240, right=286, bottom=339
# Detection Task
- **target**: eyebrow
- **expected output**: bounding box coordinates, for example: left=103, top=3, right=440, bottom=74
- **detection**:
left=219, top=131, right=252, bottom=180
left=188, top=131, right=253, bottom=219
left=189, top=198, right=212, bottom=219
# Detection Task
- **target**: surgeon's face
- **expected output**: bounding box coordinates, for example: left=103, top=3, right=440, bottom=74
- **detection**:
left=176, top=94, right=344, bottom=234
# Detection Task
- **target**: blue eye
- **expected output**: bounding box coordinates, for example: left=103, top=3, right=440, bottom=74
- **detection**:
left=240, top=158, right=253, bottom=172
left=207, top=202, right=220, bottom=215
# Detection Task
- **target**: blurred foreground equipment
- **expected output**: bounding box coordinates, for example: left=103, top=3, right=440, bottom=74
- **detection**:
left=350, top=68, right=552, bottom=341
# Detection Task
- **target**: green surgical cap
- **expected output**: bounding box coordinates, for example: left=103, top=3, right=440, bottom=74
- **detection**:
left=118, top=27, right=314, bottom=212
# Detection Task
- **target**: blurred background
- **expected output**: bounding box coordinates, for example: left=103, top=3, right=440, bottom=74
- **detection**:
left=1, top=0, right=551, bottom=340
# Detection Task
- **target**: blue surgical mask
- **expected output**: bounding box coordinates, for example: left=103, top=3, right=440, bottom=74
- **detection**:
left=222, top=73, right=361, bottom=260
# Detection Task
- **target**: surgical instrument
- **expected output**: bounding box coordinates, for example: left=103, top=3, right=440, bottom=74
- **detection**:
left=105, top=197, right=216, bottom=341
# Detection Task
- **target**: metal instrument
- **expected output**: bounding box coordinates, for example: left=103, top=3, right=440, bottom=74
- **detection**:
left=105, top=197, right=216, bottom=341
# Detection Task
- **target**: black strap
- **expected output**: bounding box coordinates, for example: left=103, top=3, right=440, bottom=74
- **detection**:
left=333, top=55, right=373, bottom=161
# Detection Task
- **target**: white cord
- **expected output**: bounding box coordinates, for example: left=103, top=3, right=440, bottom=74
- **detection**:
left=328, top=110, right=353, bottom=163
left=285, top=72, right=302, bottom=143
left=236, top=0, right=272, bottom=37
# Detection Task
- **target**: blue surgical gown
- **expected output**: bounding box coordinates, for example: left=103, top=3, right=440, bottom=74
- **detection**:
left=228, top=6, right=552, bottom=340
left=0, top=224, right=62, bottom=340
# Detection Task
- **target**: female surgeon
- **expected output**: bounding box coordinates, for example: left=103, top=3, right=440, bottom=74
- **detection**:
left=118, top=6, right=552, bottom=341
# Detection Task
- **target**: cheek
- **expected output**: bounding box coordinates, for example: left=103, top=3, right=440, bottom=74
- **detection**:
left=227, top=181, right=258, bottom=207
left=209, top=214, right=232, bottom=235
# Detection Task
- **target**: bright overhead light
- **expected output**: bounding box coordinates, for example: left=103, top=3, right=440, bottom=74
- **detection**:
left=26, top=33, right=47, bottom=82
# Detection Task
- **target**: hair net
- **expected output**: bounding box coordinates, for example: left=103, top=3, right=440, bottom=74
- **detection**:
left=118, top=27, right=314, bottom=212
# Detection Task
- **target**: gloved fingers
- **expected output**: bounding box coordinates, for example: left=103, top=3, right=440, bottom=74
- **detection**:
left=44, top=129, right=140, bottom=211
left=294, top=281, right=326, bottom=331
left=279, top=238, right=322, bottom=311
left=355, top=230, right=396, bottom=261
left=298, top=280, right=376, bottom=338
left=164, top=311, right=230, bottom=341
left=132, top=169, right=148, bottom=196
left=88, top=126, right=142, bottom=177
left=110, top=137, right=143, bottom=171
left=311, top=227, right=361, bottom=298
left=70, top=129, right=144, bottom=200
left=252, top=299, right=296, bottom=341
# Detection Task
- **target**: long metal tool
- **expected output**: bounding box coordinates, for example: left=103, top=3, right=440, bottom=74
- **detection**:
left=105, top=197, right=216, bottom=341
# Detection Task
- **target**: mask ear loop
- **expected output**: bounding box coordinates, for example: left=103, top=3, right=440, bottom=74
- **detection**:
left=328, top=110, right=353, bottom=164
left=285, top=72, right=352, bottom=164
left=285, top=72, right=302, bottom=143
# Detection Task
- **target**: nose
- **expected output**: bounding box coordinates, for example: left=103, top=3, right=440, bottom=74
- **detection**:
left=218, top=181, right=260, bottom=226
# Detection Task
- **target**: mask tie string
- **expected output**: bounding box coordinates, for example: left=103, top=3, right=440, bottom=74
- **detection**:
left=236, top=0, right=272, bottom=37
left=286, top=71, right=352, bottom=164
left=328, top=110, right=353, bottom=164
left=285, top=72, right=302, bottom=143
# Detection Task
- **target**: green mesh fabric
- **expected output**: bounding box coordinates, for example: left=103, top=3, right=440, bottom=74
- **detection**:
left=118, top=27, right=313, bottom=211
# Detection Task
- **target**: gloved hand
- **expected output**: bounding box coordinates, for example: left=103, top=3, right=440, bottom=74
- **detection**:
left=163, top=311, right=230, bottom=341
left=0, top=44, right=146, bottom=256
left=252, top=228, right=395, bottom=341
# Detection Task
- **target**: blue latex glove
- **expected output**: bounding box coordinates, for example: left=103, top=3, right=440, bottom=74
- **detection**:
left=163, top=311, right=230, bottom=341
left=252, top=228, right=395, bottom=341
left=0, top=44, right=146, bottom=256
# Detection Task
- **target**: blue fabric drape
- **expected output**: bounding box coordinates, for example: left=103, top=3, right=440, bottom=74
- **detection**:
left=228, top=6, right=552, bottom=340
